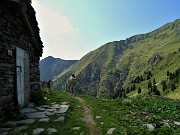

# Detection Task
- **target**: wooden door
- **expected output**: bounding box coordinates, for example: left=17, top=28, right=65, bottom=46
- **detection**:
left=16, top=47, right=29, bottom=107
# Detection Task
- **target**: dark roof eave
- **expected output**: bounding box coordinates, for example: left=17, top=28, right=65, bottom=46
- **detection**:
left=20, top=1, right=43, bottom=56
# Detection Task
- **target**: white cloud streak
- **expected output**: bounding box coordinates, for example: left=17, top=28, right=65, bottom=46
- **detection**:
left=32, top=0, right=87, bottom=60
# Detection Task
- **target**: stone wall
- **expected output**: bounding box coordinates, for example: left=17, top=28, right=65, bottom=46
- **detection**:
left=0, top=5, right=41, bottom=119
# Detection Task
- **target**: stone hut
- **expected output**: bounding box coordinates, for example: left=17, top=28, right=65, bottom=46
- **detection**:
left=0, top=0, right=43, bottom=119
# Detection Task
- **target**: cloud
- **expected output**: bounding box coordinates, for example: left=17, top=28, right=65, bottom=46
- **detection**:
left=31, top=0, right=89, bottom=60
left=32, top=0, right=78, bottom=36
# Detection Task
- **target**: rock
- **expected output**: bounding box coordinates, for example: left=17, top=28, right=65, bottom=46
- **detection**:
left=26, top=112, right=47, bottom=119
left=0, top=128, right=8, bottom=135
left=106, top=128, right=116, bottom=134
left=174, top=121, right=180, bottom=126
left=46, top=109, right=56, bottom=112
left=0, top=132, right=8, bottom=135
left=20, top=108, right=37, bottom=114
left=0, top=101, right=71, bottom=135
left=162, top=120, right=170, bottom=127
left=27, top=103, right=35, bottom=107
left=61, top=101, right=70, bottom=105
left=45, top=111, right=56, bottom=116
left=0, top=128, right=12, bottom=131
left=32, top=128, right=45, bottom=135
left=122, top=99, right=132, bottom=105
left=39, top=118, right=50, bottom=122
left=12, top=126, right=28, bottom=133
left=16, top=119, right=35, bottom=124
left=144, top=124, right=154, bottom=131
left=148, top=54, right=162, bottom=65
left=20, top=133, right=27, bottom=135
left=51, top=102, right=56, bottom=105
left=35, top=107, right=46, bottom=111
left=50, top=104, right=61, bottom=109
left=39, top=105, right=49, bottom=108
left=47, top=128, right=58, bottom=134
left=163, top=119, right=170, bottom=123
left=163, top=122, right=170, bottom=127
left=72, top=127, right=80, bottom=130
left=5, top=121, right=16, bottom=126
left=95, top=116, right=102, bottom=119
left=54, top=116, right=65, bottom=123
left=56, top=105, right=69, bottom=114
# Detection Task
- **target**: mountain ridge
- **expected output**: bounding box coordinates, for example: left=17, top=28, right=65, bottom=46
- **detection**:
left=52, top=19, right=180, bottom=98
left=40, top=56, right=78, bottom=81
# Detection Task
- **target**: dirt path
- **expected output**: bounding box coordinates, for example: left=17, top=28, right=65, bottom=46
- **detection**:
left=75, top=96, right=102, bottom=135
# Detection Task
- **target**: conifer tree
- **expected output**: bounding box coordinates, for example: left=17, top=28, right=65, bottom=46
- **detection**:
left=153, top=78, right=156, bottom=85
left=138, top=87, right=141, bottom=94
left=135, top=76, right=140, bottom=83
left=123, top=92, right=126, bottom=98
left=138, top=76, right=140, bottom=83
left=173, top=73, right=176, bottom=79
left=152, top=84, right=157, bottom=93
left=148, top=80, right=152, bottom=89
left=144, top=71, right=147, bottom=74
left=155, top=89, right=160, bottom=95
left=131, top=86, right=133, bottom=91
left=167, top=70, right=170, bottom=76
left=133, top=84, right=136, bottom=90
left=169, top=73, right=173, bottom=80
left=176, top=68, right=180, bottom=77
left=119, top=91, right=122, bottom=98
left=126, top=87, right=130, bottom=93
left=161, top=80, right=167, bottom=92
left=175, top=69, right=179, bottom=78
left=171, top=83, right=176, bottom=91
left=175, top=77, right=179, bottom=83
left=152, top=84, right=160, bottom=95
left=150, top=87, right=153, bottom=93
left=147, top=74, right=151, bottom=80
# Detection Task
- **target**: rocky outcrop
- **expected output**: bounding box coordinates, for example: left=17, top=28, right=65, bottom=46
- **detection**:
left=148, top=54, right=162, bottom=65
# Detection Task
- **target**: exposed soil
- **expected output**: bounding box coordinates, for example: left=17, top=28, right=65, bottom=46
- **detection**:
left=75, top=96, right=102, bottom=135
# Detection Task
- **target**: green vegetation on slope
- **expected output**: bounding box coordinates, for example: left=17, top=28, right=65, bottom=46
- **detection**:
left=53, top=41, right=127, bottom=98
left=81, top=95, right=180, bottom=135
left=1, top=90, right=180, bottom=135
left=53, top=19, right=180, bottom=99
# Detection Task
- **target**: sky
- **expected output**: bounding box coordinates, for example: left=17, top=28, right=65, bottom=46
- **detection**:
left=32, top=0, right=180, bottom=60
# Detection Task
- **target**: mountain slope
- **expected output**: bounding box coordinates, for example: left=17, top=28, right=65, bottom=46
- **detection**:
left=120, top=19, right=180, bottom=98
left=53, top=19, right=180, bottom=98
left=40, top=56, right=78, bottom=81
left=53, top=41, right=127, bottom=98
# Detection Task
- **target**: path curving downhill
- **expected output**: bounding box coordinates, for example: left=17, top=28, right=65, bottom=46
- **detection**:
left=75, top=96, right=102, bottom=135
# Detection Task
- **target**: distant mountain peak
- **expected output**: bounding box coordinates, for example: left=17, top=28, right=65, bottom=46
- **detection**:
left=47, top=56, right=54, bottom=58
left=39, top=56, right=78, bottom=81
